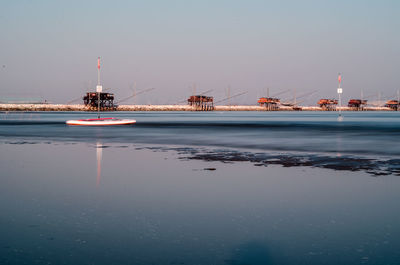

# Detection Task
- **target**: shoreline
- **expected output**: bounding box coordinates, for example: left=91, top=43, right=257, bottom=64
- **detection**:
left=0, top=103, right=394, bottom=112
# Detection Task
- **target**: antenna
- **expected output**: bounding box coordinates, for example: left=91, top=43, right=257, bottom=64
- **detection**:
left=97, top=57, right=101, bottom=85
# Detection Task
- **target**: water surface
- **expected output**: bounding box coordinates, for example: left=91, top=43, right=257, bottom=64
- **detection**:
left=1, top=111, right=400, bottom=265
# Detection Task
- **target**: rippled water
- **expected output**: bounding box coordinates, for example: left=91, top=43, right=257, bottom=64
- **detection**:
left=1, top=111, right=400, bottom=157
left=1, top=111, right=400, bottom=265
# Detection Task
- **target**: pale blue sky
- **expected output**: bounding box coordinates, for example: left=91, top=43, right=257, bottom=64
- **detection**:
left=1, top=0, right=399, bottom=104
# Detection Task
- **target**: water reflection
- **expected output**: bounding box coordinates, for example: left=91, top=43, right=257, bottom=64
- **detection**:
left=336, top=134, right=343, bottom=157
left=96, top=142, right=102, bottom=186
left=1, top=141, right=399, bottom=265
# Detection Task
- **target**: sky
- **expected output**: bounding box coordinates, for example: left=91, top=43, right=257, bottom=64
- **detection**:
left=1, top=0, right=399, bottom=105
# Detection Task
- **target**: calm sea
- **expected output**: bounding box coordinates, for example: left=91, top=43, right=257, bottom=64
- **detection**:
left=1, top=111, right=400, bottom=157
left=0, top=111, right=400, bottom=265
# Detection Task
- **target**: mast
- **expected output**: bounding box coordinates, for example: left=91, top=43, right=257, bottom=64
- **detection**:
left=133, top=81, right=137, bottom=105
left=96, top=57, right=102, bottom=118
left=378, top=92, right=381, bottom=107
left=228, top=85, right=231, bottom=106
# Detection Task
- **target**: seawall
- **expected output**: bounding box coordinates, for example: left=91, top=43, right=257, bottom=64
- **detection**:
left=0, top=103, right=394, bottom=112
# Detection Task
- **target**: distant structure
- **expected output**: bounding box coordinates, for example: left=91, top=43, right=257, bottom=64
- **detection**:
left=348, top=99, right=367, bottom=111
left=83, top=57, right=116, bottom=111
left=83, top=92, right=115, bottom=110
left=385, top=100, right=399, bottom=110
left=318, top=99, right=338, bottom=110
left=187, top=95, right=214, bottom=111
left=258, top=97, right=280, bottom=110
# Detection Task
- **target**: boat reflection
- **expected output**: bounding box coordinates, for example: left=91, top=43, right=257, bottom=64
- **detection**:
left=96, top=142, right=102, bottom=186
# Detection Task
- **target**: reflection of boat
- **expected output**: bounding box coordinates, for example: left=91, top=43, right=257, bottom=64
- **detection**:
left=66, top=117, right=136, bottom=126
left=96, top=142, right=102, bottom=186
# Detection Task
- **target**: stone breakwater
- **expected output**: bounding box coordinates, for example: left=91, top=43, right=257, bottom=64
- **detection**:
left=0, top=104, right=85, bottom=111
left=0, top=103, right=393, bottom=112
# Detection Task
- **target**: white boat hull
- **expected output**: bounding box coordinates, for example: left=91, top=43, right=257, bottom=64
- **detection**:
left=66, top=118, right=136, bottom=126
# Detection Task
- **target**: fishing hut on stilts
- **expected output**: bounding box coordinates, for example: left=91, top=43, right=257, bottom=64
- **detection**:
left=318, top=99, right=338, bottom=111
left=348, top=99, right=367, bottom=111
left=83, top=57, right=116, bottom=111
left=187, top=95, right=214, bottom=111
left=385, top=100, right=400, bottom=111
left=258, top=97, right=280, bottom=110
left=83, top=92, right=115, bottom=110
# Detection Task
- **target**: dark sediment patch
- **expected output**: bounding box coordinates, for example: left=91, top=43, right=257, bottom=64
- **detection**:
left=3, top=139, right=398, bottom=176
left=96, top=145, right=111, bottom=149
left=142, top=146, right=400, bottom=177
left=7, top=141, right=39, bottom=145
